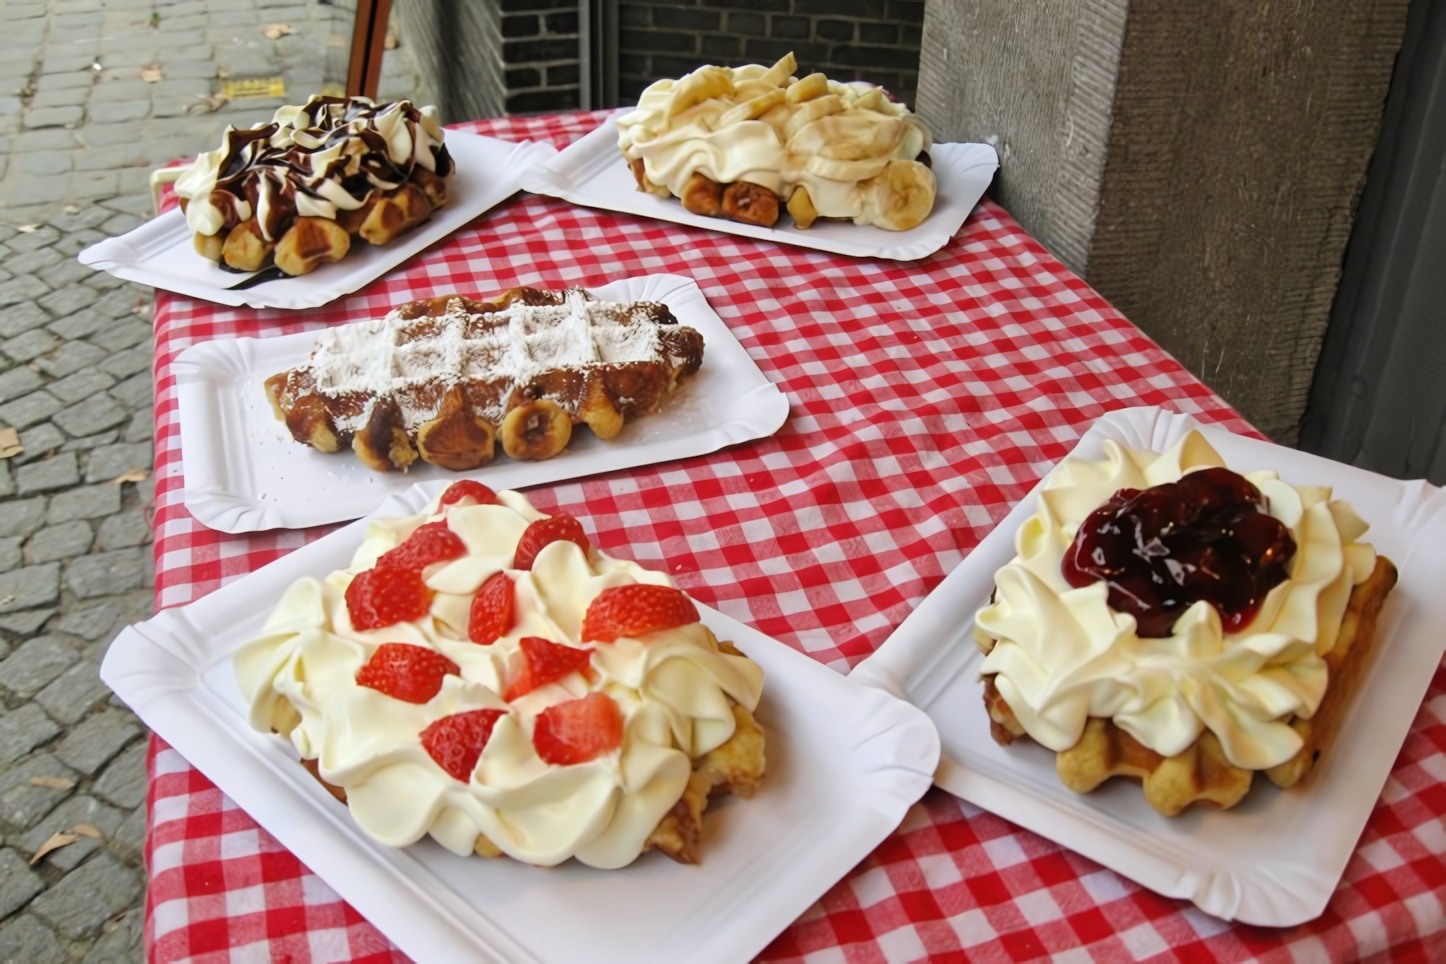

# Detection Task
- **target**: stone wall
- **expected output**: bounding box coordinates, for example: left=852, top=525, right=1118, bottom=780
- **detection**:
left=617, top=0, right=924, bottom=107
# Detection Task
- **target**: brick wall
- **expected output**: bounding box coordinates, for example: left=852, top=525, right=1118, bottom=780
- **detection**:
left=502, top=0, right=581, bottom=113
left=618, top=0, right=924, bottom=108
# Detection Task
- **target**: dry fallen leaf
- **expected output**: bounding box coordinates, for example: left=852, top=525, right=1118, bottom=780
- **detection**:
left=216, top=66, right=229, bottom=79
left=263, top=23, right=295, bottom=40
left=192, top=92, right=230, bottom=113
left=16, top=224, right=37, bottom=232
left=141, top=64, right=164, bottom=83
left=111, top=469, right=150, bottom=484
left=71, top=824, right=102, bottom=839
left=0, top=427, right=22, bottom=459
left=29, top=776, right=75, bottom=790
left=30, top=832, right=79, bottom=864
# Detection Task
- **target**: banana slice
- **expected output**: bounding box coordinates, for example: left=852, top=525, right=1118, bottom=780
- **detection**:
left=759, top=53, right=797, bottom=87
left=861, top=159, right=936, bottom=231
left=786, top=72, right=829, bottom=103
left=787, top=186, right=818, bottom=229
left=717, top=88, right=785, bottom=127
left=664, top=66, right=734, bottom=122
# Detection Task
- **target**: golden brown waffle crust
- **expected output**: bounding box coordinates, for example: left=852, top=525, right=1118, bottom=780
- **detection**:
left=264, top=286, right=706, bottom=473
left=981, top=555, right=1398, bottom=816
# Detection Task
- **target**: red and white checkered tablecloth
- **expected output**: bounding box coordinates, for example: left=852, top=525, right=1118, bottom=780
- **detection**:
left=138, top=111, right=1446, bottom=963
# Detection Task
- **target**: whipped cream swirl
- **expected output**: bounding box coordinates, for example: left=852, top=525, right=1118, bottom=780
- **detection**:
left=974, top=431, right=1378, bottom=770
left=174, top=95, right=451, bottom=241
left=235, top=491, right=764, bottom=868
left=616, top=57, right=934, bottom=229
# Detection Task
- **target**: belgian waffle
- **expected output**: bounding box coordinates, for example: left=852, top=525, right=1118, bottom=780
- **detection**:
left=981, top=555, right=1398, bottom=816
left=264, top=286, right=705, bottom=472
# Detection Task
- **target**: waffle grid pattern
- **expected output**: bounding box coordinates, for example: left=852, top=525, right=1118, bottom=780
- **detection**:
left=141, top=111, right=1446, bottom=962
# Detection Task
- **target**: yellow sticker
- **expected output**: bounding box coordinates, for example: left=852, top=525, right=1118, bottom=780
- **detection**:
left=221, top=77, right=286, bottom=100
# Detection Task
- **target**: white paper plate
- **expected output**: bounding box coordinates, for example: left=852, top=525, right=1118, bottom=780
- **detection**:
left=100, top=481, right=940, bottom=964
left=520, top=114, right=999, bottom=262
left=77, top=133, right=557, bottom=310
left=173, top=273, right=790, bottom=533
left=849, top=406, right=1446, bottom=926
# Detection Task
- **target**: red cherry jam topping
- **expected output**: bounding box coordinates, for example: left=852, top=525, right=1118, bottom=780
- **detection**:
left=1061, top=467, right=1296, bottom=637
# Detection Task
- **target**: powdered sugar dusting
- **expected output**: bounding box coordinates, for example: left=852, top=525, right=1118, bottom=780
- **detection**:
left=302, top=288, right=671, bottom=431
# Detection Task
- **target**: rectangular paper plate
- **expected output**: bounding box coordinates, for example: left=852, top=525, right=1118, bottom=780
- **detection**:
left=100, top=481, right=940, bottom=964
left=173, top=273, right=790, bottom=533
left=520, top=114, right=999, bottom=262
left=77, top=133, right=556, bottom=310
left=849, top=406, right=1446, bottom=926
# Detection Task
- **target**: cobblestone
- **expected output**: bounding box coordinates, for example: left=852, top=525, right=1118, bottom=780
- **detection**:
left=0, top=753, right=78, bottom=828
left=14, top=452, right=79, bottom=493
left=30, top=852, right=141, bottom=939
left=0, top=563, right=60, bottom=612
left=21, top=793, right=126, bottom=873
left=66, top=548, right=144, bottom=598
left=0, top=498, right=46, bottom=539
left=45, top=367, right=114, bottom=404
left=0, top=536, right=20, bottom=573
left=36, top=657, right=111, bottom=726
left=0, top=389, right=63, bottom=430
left=85, top=443, right=151, bottom=486
left=0, top=366, right=43, bottom=402
left=0, top=301, right=50, bottom=339
left=52, top=392, right=131, bottom=437
left=25, top=520, right=94, bottom=563
left=96, top=510, right=150, bottom=551
left=53, top=709, right=139, bottom=775
left=48, top=483, right=120, bottom=523
left=0, top=849, right=44, bottom=919
left=15, top=423, right=63, bottom=463
left=0, top=913, right=64, bottom=962
left=0, top=704, right=61, bottom=765
left=0, top=634, right=79, bottom=699
left=35, top=338, right=106, bottom=378
left=0, top=608, right=54, bottom=636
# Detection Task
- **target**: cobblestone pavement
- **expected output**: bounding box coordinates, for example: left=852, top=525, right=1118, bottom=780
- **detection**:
left=0, top=201, right=154, bottom=963
left=0, top=2, right=422, bottom=961
left=1, top=0, right=422, bottom=226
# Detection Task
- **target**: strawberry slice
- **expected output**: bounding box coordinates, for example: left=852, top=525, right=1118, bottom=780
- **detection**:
left=468, top=571, right=514, bottom=646
left=513, top=514, right=590, bottom=570
left=346, top=566, right=433, bottom=631
left=378, top=521, right=466, bottom=572
left=532, top=692, right=624, bottom=766
left=504, top=636, right=593, bottom=701
left=355, top=643, right=459, bottom=704
left=581, top=584, right=700, bottom=643
left=422, top=708, right=507, bottom=782
left=440, top=480, right=498, bottom=508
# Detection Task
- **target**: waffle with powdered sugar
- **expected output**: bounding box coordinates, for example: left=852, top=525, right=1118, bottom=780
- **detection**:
left=263, top=287, right=705, bottom=472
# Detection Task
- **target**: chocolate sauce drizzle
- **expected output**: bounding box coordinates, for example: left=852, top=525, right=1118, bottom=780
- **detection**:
left=194, top=96, right=451, bottom=243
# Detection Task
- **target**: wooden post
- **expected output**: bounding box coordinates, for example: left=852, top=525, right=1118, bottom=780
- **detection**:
left=347, top=0, right=394, bottom=99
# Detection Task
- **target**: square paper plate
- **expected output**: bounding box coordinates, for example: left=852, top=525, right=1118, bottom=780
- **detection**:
left=173, top=273, right=790, bottom=533
left=520, top=114, right=999, bottom=262
left=100, top=482, right=940, bottom=964
left=77, top=133, right=556, bottom=310
left=849, top=406, right=1446, bottom=926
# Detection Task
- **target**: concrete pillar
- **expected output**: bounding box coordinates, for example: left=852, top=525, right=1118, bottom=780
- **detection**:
left=918, top=0, right=1409, bottom=443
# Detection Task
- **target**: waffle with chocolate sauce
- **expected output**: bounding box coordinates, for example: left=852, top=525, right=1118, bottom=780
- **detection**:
left=264, top=287, right=705, bottom=472
left=175, top=96, right=452, bottom=277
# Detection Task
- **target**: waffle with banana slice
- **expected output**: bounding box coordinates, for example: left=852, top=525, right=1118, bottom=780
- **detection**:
left=616, top=53, right=936, bottom=232
left=263, top=286, right=705, bottom=472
